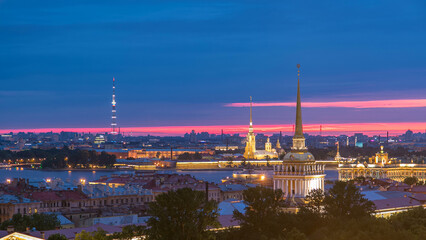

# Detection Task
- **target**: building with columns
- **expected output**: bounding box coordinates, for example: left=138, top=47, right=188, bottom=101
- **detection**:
left=338, top=146, right=426, bottom=182
left=273, top=64, right=325, bottom=198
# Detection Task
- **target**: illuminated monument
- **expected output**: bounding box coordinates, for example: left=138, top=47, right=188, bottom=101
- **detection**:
left=243, top=97, right=279, bottom=160
left=243, top=96, right=256, bottom=159
left=273, top=64, right=325, bottom=198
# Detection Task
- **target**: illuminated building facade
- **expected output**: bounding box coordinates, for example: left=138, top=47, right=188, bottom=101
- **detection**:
left=243, top=96, right=256, bottom=159
left=273, top=64, right=325, bottom=198
left=243, top=97, right=279, bottom=160
left=128, top=148, right=214, bottom=159
left=338, top=146, right=426, bottom=182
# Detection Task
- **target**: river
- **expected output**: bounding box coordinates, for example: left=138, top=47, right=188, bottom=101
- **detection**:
left=0, top=168, right=338, bottom=184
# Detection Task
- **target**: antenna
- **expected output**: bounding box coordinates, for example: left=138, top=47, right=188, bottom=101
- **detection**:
left=111, top=77, right=118, bottom=134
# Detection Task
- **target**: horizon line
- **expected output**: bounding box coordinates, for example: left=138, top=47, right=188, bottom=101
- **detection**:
left=1, top=122, right=425, bottom=137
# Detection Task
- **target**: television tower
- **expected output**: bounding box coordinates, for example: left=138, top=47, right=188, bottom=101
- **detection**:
left=111, top=77, right=117, bottom=134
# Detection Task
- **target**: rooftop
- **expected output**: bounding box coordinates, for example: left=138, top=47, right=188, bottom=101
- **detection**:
left=0, top=194, right=36, bottom=204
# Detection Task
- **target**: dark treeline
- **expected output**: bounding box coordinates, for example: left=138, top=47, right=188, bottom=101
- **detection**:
left=145, top=183, right=425, bottom=240
left=0, top=213, right=59, bottom=232
left=0, top=148, right=58, bottom=162
left=0, top=148, right=116, bottom=169
left=177, top=152, right=203, bottom=160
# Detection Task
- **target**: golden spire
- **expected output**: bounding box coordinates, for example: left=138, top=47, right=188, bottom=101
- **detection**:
left=290, top=64, right=307, bottom=152
left=294, top=64, right=304, bottom=138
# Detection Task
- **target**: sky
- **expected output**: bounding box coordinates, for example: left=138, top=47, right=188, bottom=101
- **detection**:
left=0, top=0, right=425, bottom=136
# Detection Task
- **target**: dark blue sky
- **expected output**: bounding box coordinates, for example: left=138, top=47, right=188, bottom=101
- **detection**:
left=1, top=0, right=425, bottom=131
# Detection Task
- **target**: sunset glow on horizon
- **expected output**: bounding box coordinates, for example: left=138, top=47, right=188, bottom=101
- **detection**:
left=1, top=122, right=424, bottom=137
left=226, top=99, right=426, bottom=109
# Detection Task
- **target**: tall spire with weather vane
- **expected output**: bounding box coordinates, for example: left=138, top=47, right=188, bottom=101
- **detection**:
left=249, top=96, right=253, bottom=132
left=295, top=64, right=303, bottom=138
left=291, top=64, right=307, bottom=151
left=244, top=96, right=256, bottom=159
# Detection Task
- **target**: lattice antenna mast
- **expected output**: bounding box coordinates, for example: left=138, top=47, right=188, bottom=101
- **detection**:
left=111, top=77, right=117, bottom=134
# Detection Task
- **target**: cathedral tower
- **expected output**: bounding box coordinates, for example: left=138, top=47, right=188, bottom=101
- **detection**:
left=244, top=96, right=256, bottom=159
left=273, top=64, right=325, bottom=199
left=265, top=137, right=272, bottom=152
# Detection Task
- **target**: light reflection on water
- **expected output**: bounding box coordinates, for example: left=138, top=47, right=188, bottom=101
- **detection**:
left=0, top=168, right=338, bottom=184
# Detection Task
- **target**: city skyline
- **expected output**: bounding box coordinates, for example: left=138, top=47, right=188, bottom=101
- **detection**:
left=1, top=0, right=425, bottom=134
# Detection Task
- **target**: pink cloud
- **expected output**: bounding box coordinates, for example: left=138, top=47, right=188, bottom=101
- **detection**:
left=226, top=99, right=426, bottom=108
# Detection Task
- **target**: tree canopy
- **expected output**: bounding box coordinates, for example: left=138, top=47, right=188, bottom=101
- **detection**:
left=177, top=152, right=203, bottom=160
left=403, top=177, right=418, bottom=185
left=75, top=229, right=108, bottom=240
left=108, top=225, right=146, bottom=240
left=146, top=188, right=220, bottom=240
left=0, top=213, right=60, bottom=232
left=217, top=183, right=424, bottom=240
left=324, top=181, right=375, bottom=219
left=47, top=234, right=68, bottom=240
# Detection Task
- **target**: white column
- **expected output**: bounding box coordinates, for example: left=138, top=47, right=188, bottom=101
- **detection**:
left=296, top=180, right=299, bottom=196
left=293, top=180, right=296, bottom=196
left=297, top=179, right=302, bottom=197
left=284, top=180, right=287, bottom=196
left=287, top=180, right=290, bottom=196
left=302, top=180, right=305, bottom=196
left=302, top=179, right=306, bottom=197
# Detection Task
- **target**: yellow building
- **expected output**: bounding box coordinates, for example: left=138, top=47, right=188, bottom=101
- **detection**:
left=338, top=146, right=426, bottom=182
left=369, top=146, right=390, bottom=165
left=273, top=64, right=325, bottom=198
left=243, top=96, right=257, bottom=159
left=243, top=97, right=279, bottom=160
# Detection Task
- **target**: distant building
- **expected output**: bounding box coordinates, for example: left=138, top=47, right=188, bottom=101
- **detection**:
left=338, top=146, right=426, bottom=182
left=215, top=145, right=239, bottom=151
left=128, top=148, right=214, bottom=159
left=95, top=149, right=128, bottom=159
left=0, top=194, right=40, bottom=223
